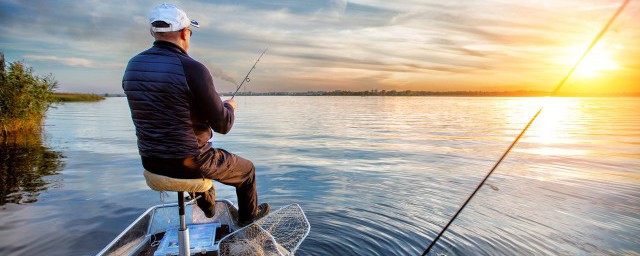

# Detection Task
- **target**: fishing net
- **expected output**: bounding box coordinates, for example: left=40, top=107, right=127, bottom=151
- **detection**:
left=219, top=204, right=310, bottom=256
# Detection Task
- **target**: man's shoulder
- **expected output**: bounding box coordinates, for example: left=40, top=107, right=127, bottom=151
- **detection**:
left=178, top=55, right=210, bottom=75
left=178, top=54, right=206, bottom=69
left=127, top=47, right=157, bottom=62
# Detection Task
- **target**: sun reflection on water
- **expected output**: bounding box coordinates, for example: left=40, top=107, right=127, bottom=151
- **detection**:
left=499, top=97, right=640, bottom=187
left=523, top=97, right=588, bottom=156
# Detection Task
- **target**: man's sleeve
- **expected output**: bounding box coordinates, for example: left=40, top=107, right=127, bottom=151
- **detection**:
left=183, top=58, right=234, bottom=134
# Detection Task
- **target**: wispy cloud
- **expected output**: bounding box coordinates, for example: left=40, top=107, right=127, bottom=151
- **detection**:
left=25, top=55, right=95, bottom=68
left=24, top=54, right=123, bottom=69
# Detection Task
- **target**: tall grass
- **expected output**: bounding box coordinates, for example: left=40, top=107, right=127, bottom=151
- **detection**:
left=0, top=52, right=58, bottom=136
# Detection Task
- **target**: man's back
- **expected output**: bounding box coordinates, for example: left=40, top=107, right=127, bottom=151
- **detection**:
left=123, top=41, right=233, bottom=162
left=123, top=42, right=199, bottom=159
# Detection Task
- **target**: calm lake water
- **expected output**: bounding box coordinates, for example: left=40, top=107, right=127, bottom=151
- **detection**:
left=0, top=96, right=639, bottom=255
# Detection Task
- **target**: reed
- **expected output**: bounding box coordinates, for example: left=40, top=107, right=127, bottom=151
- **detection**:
left=0, top=52, right=57, bottom=136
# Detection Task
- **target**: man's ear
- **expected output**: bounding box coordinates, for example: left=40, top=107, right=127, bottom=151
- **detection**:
left=181, top=29, right=189, bottom=40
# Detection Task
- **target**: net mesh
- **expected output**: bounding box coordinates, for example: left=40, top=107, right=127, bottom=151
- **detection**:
left=219, top=204, right=310, bottom=256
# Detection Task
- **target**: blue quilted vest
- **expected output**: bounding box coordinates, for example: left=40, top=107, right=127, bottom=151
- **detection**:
left=122, top=45, right=198, bottom=158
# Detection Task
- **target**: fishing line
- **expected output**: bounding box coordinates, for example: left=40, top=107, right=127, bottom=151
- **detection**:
left=230, top=48, right=268, bottom=99
left=421, top=0, right=631, bottom=255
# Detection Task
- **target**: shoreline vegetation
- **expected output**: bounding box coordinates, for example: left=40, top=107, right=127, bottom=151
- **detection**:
left=0, top=52, right=104, bottom=137
left=51, top=93, right=105, bottom=102
left=220, top=90, right=640, bottom=97
left=0, top=53, right=56, bottom=136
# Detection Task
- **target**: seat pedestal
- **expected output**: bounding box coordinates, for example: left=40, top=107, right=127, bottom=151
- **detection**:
left=177, top=191, right=190, bottom=256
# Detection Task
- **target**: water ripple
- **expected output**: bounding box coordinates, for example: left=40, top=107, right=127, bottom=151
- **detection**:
left=0, top=97, right=638, bottom=255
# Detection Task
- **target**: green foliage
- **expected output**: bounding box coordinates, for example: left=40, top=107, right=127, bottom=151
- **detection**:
left=0, top=53, right=58, bottom=135
left=51, top=93, right=104, bottom=102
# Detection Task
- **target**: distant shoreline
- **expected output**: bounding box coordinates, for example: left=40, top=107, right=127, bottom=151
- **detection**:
left=222, top=90, right=640, bottom=97
left=97, top=91, right=640, bottom=98
left=52, top=93, right=105, bottom=102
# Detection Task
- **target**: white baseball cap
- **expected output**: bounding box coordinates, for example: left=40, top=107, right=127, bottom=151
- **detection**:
left=148, top=3, right=200, bottom=32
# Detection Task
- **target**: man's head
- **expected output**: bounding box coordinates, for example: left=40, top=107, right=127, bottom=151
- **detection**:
left=148, top=3, right=199, bottom=52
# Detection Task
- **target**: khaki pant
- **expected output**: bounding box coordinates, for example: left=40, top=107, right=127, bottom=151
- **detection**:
left=193, top=148, right=258, bottom=222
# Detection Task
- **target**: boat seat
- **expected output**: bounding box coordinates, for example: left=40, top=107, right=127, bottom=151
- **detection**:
left=143, top=170, right=213, bottom=256
left=143, top=170, right=213, bottom=193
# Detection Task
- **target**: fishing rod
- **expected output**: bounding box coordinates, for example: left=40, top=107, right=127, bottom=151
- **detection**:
left=421, top=0, right=630, bottom=255
left=230, top=48, right=268, bottom=99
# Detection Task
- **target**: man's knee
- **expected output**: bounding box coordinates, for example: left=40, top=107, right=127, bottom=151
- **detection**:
left=238, top=157, right=255, bottom=175
left=247, top=161, right=256, bottom=178
left=248, top=161, right=255, bottom=174
left=241, top=161, right=256, bottom=185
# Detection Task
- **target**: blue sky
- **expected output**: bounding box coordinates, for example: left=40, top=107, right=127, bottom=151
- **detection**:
left=0, top=0, right=638, bottom=93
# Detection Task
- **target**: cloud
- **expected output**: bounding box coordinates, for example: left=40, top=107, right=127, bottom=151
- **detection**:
left=24, top=55, right=95, bottom=68
left=1, top=0, right=638, bottom=93
left=24, top=54, right=124, bottom=69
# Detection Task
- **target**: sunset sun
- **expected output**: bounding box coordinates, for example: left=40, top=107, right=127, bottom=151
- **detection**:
left=563, top=43, right=622, bottom=79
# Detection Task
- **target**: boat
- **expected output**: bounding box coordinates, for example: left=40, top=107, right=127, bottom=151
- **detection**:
left=97, top=199, right=310, bottom=256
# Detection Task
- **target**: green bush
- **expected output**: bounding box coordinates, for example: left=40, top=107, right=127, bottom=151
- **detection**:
left=0, top=53, right=58, bottom=135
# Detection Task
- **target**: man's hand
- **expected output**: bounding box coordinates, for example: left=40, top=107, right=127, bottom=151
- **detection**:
left=223, top=99, right=237, bottom=110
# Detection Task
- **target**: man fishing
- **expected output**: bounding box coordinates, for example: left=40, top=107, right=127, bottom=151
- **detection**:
left=122, top=3, right=269, bottom=227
